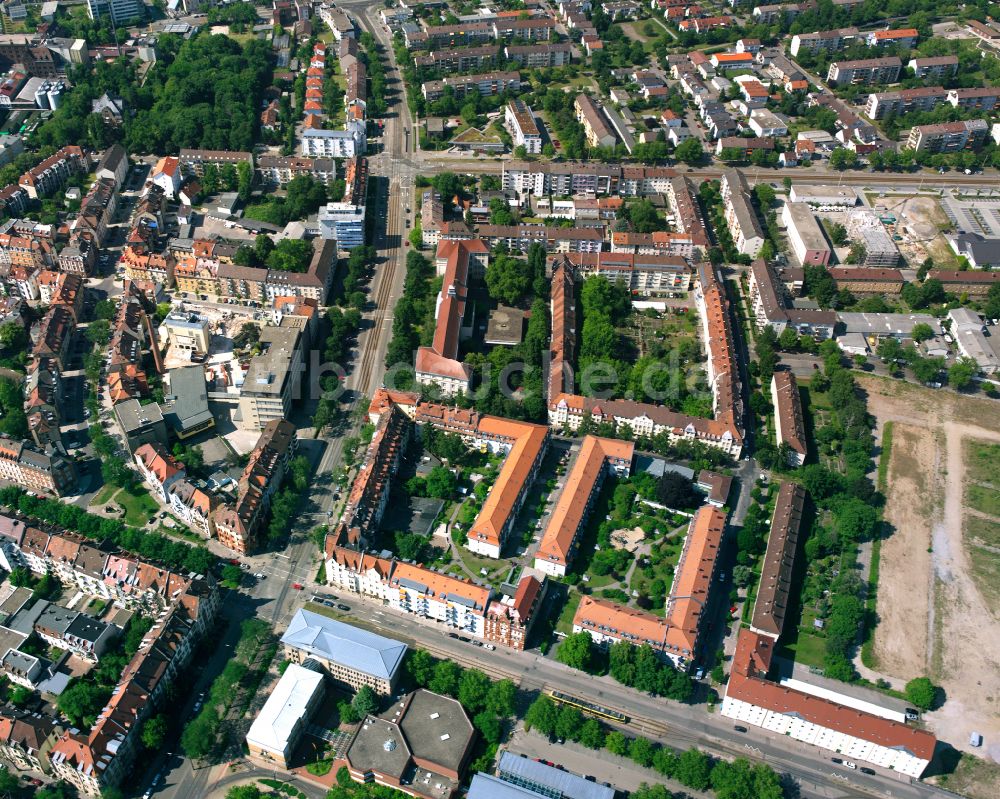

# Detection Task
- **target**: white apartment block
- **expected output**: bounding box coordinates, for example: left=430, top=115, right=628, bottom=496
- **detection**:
left=505, top=99, right=543, bottom=154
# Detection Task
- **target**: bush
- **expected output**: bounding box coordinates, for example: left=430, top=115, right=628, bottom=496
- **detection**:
left=905, top=677, right=938, bottom=710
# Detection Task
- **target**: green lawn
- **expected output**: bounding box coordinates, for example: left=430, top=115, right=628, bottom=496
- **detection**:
left=781, top=631, right=826, bottom=670
left=965, top=515, right=1000, bottom=550
left=967, top=484, right=1000, bottom=518
left=115, top=486, right=160, bottom=527
left=555, top=590, right=583, bottom=636
left=965, top=440, right=1000, bottom=485
left=90, top=483, right=120, bottom=508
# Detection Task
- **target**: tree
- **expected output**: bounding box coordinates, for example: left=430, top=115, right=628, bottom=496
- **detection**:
left=579, top=718, right=605, bottom=749
left=556, top=631, right=595, bottom=672
left=486, top=678, right=516, bottom=717
left=605, top=730, right=628, bottom=756
left=629, top=736, right=656, bottom=767
left=266, top=239, right=314, bottom=272
left=141, top=715, right=169, bottom=750
left=407, top=649, right=436, bottom=686
left=58, top=680, right=110, bottom=729
left=827, top=222, right=848, bottom=246
left=473, top=710, right=503, bottom=744
left=0, top=321, right=26, bottom=352
left=86, top=320, right=111, bottom=345
left=221, top=564, right=242, bottom=587
left=778, top=327, right=799, bottom=351
left=429, top=660, right=461, bottom=696
left=656, top=472, right=701, bottom=510
left=426, top=466, right=457, bottom=499
left=754, top=184, right=775, bottom=207
left=674, top=137, right=703, bottom=165
left=948, top=357, right=978, bottom=391
left=830, top=148, right=858, bottom=170
left=555, top=704, right=584, bottom=741
left=352, top=685, right=379, bottom=718
left=225, top=787, right=263, bottom=799
left=485, top=253, right=530, bottom=305
left=876, top=337, right=902, bottom=363
left=675, top=748, right=712, bottom=790
left=458, top=668, right=491, bottom=713
left=905, top=677, right=938, bottom=710
left=524, top=695, right=559, bottom=735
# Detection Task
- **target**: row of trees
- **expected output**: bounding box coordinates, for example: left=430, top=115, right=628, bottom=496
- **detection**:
left=0, top=487, right=216, bottom=575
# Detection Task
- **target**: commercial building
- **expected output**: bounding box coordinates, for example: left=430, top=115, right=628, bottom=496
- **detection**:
left=162, top=365, right=214, bottom=440
left=787, top=185, right=858, bottom=207
left=948, top=232, right=1000, bottom=270
left=114, top=398, right=168, bottom=453
left=781, top=202, right=830, bottom=266
left=86, top=0, right=144, bottom=25
left=505, top=100, right=543, bottom=155
left=574, top=505, right=725, bottom=667
left=281, top=610, right=406, bottom=695
left=161, top=313, right=211, bottom=355
left=837, top=312, right=941, bottom=340
left=534, top=436, right=634, bottom=577
left=721, top=168, right=766, bottom=257
left=771, top=371, right=807, bottom=466
left=845, top=208, right=900, bottom=267
left=478, top=751, right=615, bottom=799
left=319, top=202, right=366, bottom=250
left=237, top=327, right=302, bottom=431
left=905, top=119, right=989, bottom=153
left=342, top=689, right=475, bottom=799
left=827, top=57, right=901, bottom=87
left=246, top=662, right=325, bottom=768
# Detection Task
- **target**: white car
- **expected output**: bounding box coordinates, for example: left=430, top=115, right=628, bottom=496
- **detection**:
left=844, top=761, right=857, bottom=770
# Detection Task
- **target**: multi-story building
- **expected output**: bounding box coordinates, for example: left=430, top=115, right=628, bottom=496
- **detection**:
left=559, top=251, right=691, bottom=295
left=828, top=267, right=904, bottom=295
left=947, top=87, right=1000, bottom=111
left=177, top=149, right=253, bottom=177
left=86, top=0, right=143, bottom=24
left=167, top=479, right=217, bottom=539
left=0, top=435, right=75, bottom=496
left=750, top=481, right=806, bottom=637
left=0, top=708, right=60, bottom=774
left=867, top=27, right=917, bottom=48
left=484, top=575, right=545, bottom=650
left=906, top=119, right=989, bottom=153
left=907, top=55, right=959, bottom=79
left=771, top=371, right=807, bottom=466
left=475, top=224, right=603, bottom=254
left=415, top=239, right=489, bottom=396
left=414, top=46, right=501, bottom=72
left=281, top=610, right=406, bottom=694
left=746, top=259, right=838, bottom=339
left=504, top=43, right=573, bottom=68
left=420, top=189, right=444, bottom=248
left=492, top=17, right=555, bottom=40
left=501, top=161, right=622, bottom=196
left=827, top=57, right=901, bottom=87
left=573, top=505, right=726, bottom=668
left=781, top=202, right=830, bottom=266
left=237, top=327, right=302, bottom=431
left=534, top=436, right=634, bottom=576
left=574, top=94, right=617, bottom=149
left=24, top=600, right=117, bottom=661
left=246, top=662, right=325, bottom=768
left=505, top=99, right=543, bottom=154
left=949, top=307, right=1000, bottom=374
left=405, top=22, right=494, bottom=50
left=133, top=442, right=185, bottom=504
left=863, top=86, right=948, bottom=119
left=927, top=269, right=1000, bottom=296
left=421, top=71, right=521, bottom=102
left=256, top=155, right=337, bottom=186
left=720, top=168, right=766, bottom=258
left=789, top=27, right=858, bottom=56
left=300, top=123, right=366, bottom=158
left=17, top=146, right=87, bottom=200
left=318, top=202, right=366, bottom=249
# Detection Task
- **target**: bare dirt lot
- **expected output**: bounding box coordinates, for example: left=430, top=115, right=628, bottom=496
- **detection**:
left=859, top=375, right=1000, bottom=764
left=869, top=194, right=958, bottom=268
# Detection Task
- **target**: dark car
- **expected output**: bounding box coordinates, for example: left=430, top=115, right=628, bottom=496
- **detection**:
left=860, top=767, right=876, bottom=775
left=831, top=757, right=843, bottom=764
left=733, top=725, right=748, bottom=733
left=447, top=632, right=459, bottom=639
left=337, top=603, right=351, bottom=611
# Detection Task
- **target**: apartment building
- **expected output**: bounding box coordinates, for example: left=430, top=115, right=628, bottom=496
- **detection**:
left=501, top=161, right=621, bottom=196
left=421, top=71, right=521, bottom=102
left=573, top=505, right=726, bottom=667
left=0, top=709, right=59, bottom=774
left=167, top=478, right=218, bottom=539
left=846, top=208, right=900, bottom=267
left=414, top=46, right=501, bottom=72
left=476, top=224, right=604, bottom=254
left=300, top=123, right=366, bottom=158
left=256, top=155, right=337, bottom=186
left=771, top=371, right=807, bottom=466
left=720, top=168, right=766, bottom=258
left=504, top=43, right=573, bottom=68
left=560, top=251, right=691, bottom=294
left=789, top=27, right=858, bottom=56
left=484, top=575, right=545, bottom=650
left=177, top=149, right=253, bottom=177
left=467, top=417, right=549, bottom=558
left=751, top=482, right=806, bottom=637
left=907, top=55, right=959, bottom=79
left=133, top=442, right=185, bottom=504
left=72, top=177, right=118, bottom=248
left=281, top=610, right=406, bottom=695
left=781, top=202, right=830, bottom=266
left=237, top=327, right=302, bottom=431
left=828, top=267, right=904, bottom=295
left=19, top=600, right=116, bottom=661
left=927, top=269, right=1000, bottom=296
left=906, top=119, right=989, bottom=153
left=0, top=435, right=75, bottom=496
left=864, top=86, right=948, bottom=119
left=548, top=263, right=575, bottom=402
left=505, top=99, right=543, bottom=154
left=666, top=175, right=711, bottom=250
left=827, top=56, right=901, bottom=86
left=947, top=87, right=1000, bottom=111
left=746, top=259, right=838, bottom=338
left=949, top=308, right=1000, bottom=375
left=214, top=419, right=297, bottom=554
left=17, top=146, right=87, bottom=199
left=415, top=239, right=489, bottom=396
left=574, top=94, right=617, bottom=149
left=867, top=28, right=917, bottom=47
left=493, top=16, right=554, bottom=40
left=534, top=436, right=634, bottom=577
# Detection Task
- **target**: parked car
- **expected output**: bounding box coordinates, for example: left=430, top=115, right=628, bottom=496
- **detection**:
left=860, top=767, right=876, bottom=775
left=844, top=761, right=857, bottom=770
left=292, top=583, right=304, bottom=590
left=336, top=603, right=351, bottom=611
left=733, top=725, right=748, bottom=733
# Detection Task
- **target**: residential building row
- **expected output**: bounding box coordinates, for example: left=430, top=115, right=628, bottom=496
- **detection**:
left=746, top=258, right=838, bottom=339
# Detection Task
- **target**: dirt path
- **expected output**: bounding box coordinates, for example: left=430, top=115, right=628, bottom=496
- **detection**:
left=857, top=376, right=1000, bottom=761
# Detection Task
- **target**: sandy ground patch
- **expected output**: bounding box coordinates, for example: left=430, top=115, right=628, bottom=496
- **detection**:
left=858, top=376, right=1000, bottom=762
left=871, top=423, right=938, bottom=679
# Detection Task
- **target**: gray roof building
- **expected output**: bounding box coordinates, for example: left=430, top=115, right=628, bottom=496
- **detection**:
left=494, top=751, right=616, bottom=799
left=281, top=610, right=407, bottom=684
left=837, top=312, right=942, bottom=338
left=162, top=366, right=213, bottom=439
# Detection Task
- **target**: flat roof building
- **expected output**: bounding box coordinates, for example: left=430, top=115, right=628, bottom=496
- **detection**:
left=246, top=662, right=325, bottom=768
left=492, top=751, right=615, bottom=799
left=238, top=326, right=302, bottom=431
left=781, top=202, right=830, bottom=267
left=281, top=610, right=407, bottom=694
left=162, top=366, right=214, bottom=440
